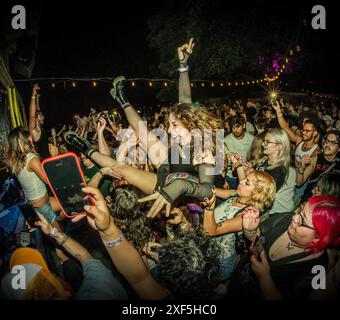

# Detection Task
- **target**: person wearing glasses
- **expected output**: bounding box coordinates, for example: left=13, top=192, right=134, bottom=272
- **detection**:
left=227, top=194, right=340, bottom=299
left=233, top=128, right=291, bottom=191
left=232, top=128, right=296, bottom=214
left=296, top=130, right=340, bottom=203
left=272, top=101, right=321, bottom=165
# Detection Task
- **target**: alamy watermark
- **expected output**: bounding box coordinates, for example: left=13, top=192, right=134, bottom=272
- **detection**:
left=11, top=5, right=26, bottom=30
left=115, top=121, right=225, bottom=175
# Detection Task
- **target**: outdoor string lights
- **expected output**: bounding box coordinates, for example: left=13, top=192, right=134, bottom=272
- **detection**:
left=12, top=44, right=339, bottom=101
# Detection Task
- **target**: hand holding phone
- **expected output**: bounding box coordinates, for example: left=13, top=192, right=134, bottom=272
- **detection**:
left=18, top=201, right=40, bottom=228
left=42, top=153, right=94, bottom=218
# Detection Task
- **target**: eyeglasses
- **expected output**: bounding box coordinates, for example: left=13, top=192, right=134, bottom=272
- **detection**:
left=263, top=139, right=281, bottom=146
left=302, top=128, right=315, bottom=133
left=293, top=204, right=315, bottom=230
left=323, top=138, right=339, bottom=146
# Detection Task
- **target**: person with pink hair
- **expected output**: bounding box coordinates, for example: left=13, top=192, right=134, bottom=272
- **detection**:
left=228, top=195, right=340, bottom=299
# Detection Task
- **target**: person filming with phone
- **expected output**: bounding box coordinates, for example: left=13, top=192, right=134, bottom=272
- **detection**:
left=227, top=195, right=340, bottom=299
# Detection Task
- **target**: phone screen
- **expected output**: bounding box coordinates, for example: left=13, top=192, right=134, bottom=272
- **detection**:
left=19, top=202, right=39, bottom=228
left=42, top=153, right=90, bottom=217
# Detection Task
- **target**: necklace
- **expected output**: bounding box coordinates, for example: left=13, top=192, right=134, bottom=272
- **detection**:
left=235, top=197, right=249, bottom=206
left=286, top=241, right=296, bottom=251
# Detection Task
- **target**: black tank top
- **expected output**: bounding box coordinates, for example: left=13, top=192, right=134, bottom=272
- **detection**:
left=35, top=127, right=50, bottom=159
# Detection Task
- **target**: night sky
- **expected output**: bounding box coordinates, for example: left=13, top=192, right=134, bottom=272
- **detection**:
left=1, top=0, right=339, bottom=128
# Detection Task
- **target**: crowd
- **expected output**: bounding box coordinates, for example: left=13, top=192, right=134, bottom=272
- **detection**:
left=0, top=38, right=340, bottom=300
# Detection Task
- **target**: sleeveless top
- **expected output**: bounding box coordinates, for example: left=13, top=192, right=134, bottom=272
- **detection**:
left=295, top=142, right=318, bottom=163
left=213, top=194, right=244, bottom=259
left=17, top=153, right=47, bottom=201
left=35, top=127, right=50, bottom=159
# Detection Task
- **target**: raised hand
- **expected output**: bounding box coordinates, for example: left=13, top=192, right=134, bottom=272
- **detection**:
left=177, top=38, right=195, bottom=67
left=138, top=191, right=171, bottom=219
left=201, top=188, right=216, bottom=209
left=97, top=117, right=107, bottom=135
left=35, top=211, right=54, bottom=235
left=72, top=186, right=114, bottom=234
left=230, top=153, right=243, bottom=169
left=272, top=100, right=282, bottom=113
left=32, top=83, right=40, bottom=96
left=298, top=155, right=311, bottom=172
left=242, top=206, right=260, bottom=233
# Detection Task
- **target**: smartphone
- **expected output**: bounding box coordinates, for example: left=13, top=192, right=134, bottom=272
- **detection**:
left=18, top=201, right=40, bottom=228
left=42, top=152, right=94, bottom=218
left=249, top=236, right=265, bottom=260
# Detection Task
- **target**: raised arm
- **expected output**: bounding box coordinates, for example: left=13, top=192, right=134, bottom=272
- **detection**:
left=28, top=84, right=40, bottom=141
left=81, top=186, right=170, bottom=300
left=110, top=77, right=167, bottom=168
left=273, top=101, right=301, bottom=144
left=96, top=117, right=112, bottom=156
left=177, top=38, right=195, bottom=104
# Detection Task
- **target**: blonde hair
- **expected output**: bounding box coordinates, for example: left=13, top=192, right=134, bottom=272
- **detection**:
left=248, top=171, right=276, bottom=213
left=247, top=131, right=266, bottom=166
left=169, top=103, right=222, bottom=154
left=265, top=128, right=291, bottom=183
left=5, top=127, right=37, bottom=176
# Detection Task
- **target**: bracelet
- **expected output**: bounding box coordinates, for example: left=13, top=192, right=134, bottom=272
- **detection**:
left=297, top=168, right=305, bottom=174
left=31, top=96, right=36, bottom=99
left=177, top=66, right=189, bottom=73
left=277, top=112, right=283, bottom=117
left=103, top=233, right=125, bottom=248
left=243, top=227, right=258, bottom=234
left=204, top=207, right=215, bottom=212
left=49, top=227, right=60, bottom=239
left=57, top=233, right=69, bottom=246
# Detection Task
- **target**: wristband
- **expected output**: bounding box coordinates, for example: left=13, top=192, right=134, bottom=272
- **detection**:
left=178, top=66, right=189, bottom=73
left=103, top=233, right=125, bottom=248
left=31, top=96, right=36, bottom=99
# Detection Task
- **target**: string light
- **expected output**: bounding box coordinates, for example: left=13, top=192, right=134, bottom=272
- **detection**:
left=190, top=82, right=194, bottom=87
left=131, top=81, right=136, bottom=87
left=148, top=81, right=153, bottom=87
left=51, top=82, right=56, bottom=88
left=71, top=81, right=76, bottom=88
left=163, top=82, right=168, bottom=87
left=92, top=81, right=97, bottom=87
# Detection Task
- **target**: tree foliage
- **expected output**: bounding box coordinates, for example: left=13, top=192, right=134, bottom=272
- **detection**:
left=147, top=0, right=297, bottom=83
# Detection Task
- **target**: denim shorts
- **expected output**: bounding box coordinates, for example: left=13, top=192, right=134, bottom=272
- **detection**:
left=219, top=253, right=237, bottom=281
left=35, top=202, right=56, bottom=224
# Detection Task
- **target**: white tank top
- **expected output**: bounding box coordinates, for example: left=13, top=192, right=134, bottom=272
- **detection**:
left=17, top=153, right=47, bottom=201
left=295, top=142, right=318, bottom=163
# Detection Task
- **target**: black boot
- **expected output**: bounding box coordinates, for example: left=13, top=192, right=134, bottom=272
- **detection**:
left=110, top=76, right=131, bottom=109
left=63, top=131, right=95, bottom=157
